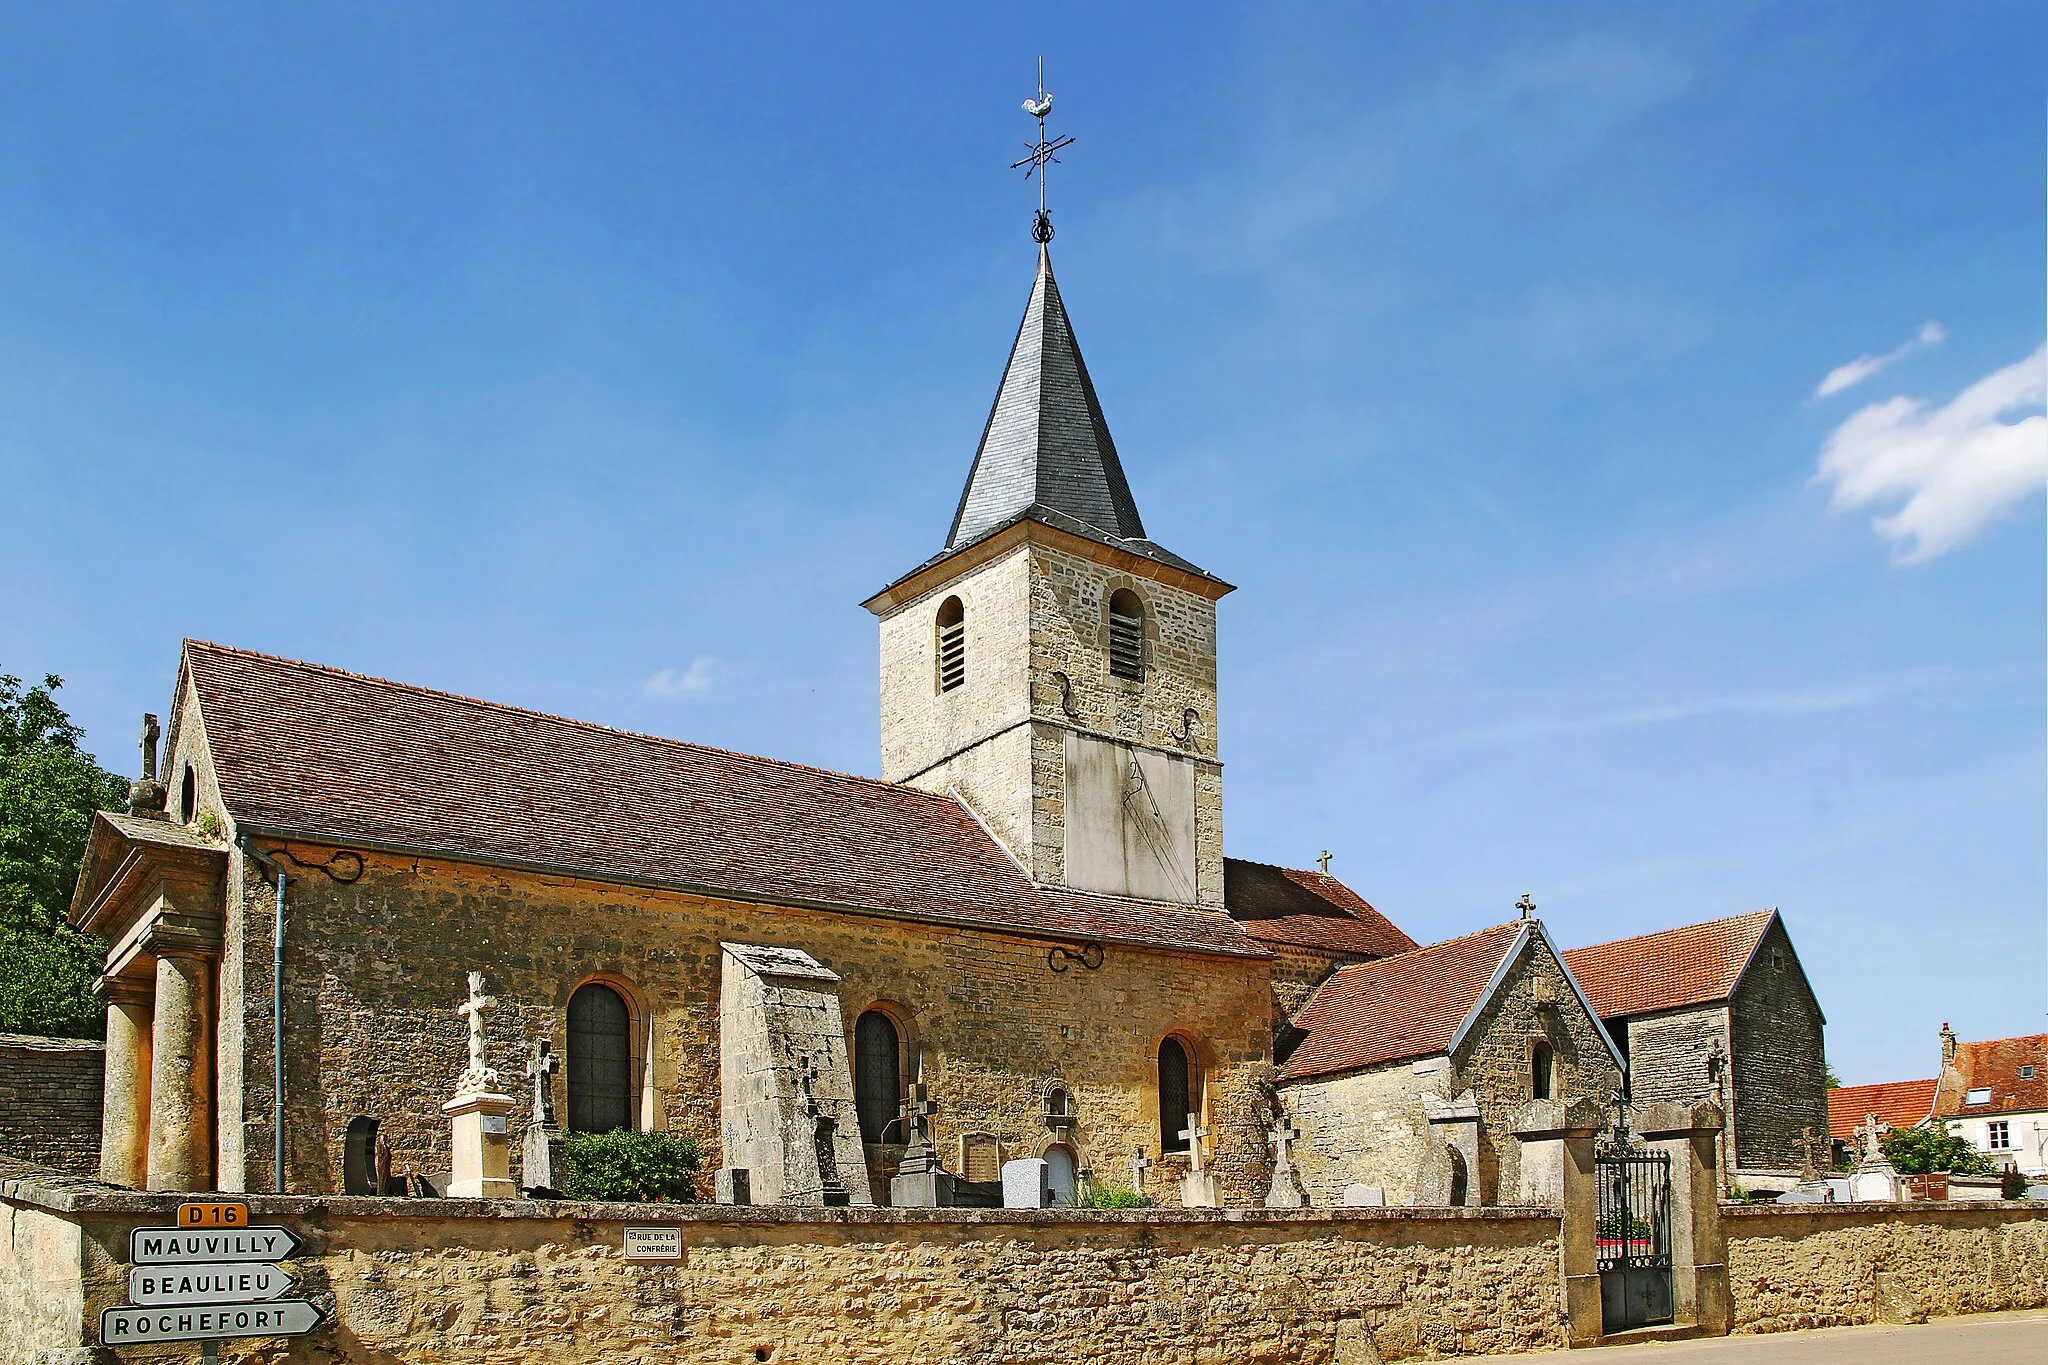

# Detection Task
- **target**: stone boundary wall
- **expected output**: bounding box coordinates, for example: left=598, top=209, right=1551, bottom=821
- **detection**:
left=0, top=1034, right=103, bottom=1175
left=1724, top=1201, right=2048, bottom=1333
left=0, top=1157, right=1563, bottom=1363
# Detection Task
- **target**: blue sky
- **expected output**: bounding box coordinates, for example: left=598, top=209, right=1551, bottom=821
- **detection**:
left=1, top=4, right=2041, bottom=1086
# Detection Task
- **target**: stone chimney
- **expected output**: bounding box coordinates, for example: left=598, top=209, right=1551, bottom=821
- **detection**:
left=1940, top=1022, right=1958, bottom=1069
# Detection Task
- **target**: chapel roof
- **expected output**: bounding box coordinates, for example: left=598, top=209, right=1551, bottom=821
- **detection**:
left=1222, top=859, right=1419, bottom=959
left=1941, top=1033, right=2048, bottom=1118
left=1278, top=921, right=1530, bottom=1082
left=939, top=245, right=1216, bottom=582
left=173, top=640, right=1265, bottom=960
left=1827, top=1078, right=1938, bottom=1140
left=1562, top=908, right=1779, bottom=1020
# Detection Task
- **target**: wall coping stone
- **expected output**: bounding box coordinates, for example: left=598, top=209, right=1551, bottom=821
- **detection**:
left=1721, top=1200, right=2048, bottom=1223
left=1, top=1153, right=1556, bottom=1227
left=0, top=1034, right=103, bottom=1054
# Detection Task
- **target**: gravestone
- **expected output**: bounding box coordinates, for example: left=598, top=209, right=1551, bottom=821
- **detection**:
left=521, top=1040, right=565, bottom=1196
left=716, top=1167, right=751, bottom=1205
left=343, top=1117, right=381, bottom=1196
left=959, top=1132, right=1002, bottom=1183
left=1002, top=1157, right=1051, bottom=1208
left=1341, top=1184, right=1386, bottom=1207
left=442, top=972, right=518, bottom=1199
left=1264, top=1113, right=1307, bottom=1209
left=1128, top=1146, right=1153, bottom=1200
left=1847, top=1113, right=1902, bottom=1202
left=1177, top=1113, right=1220, bottom=1208
left=718, top=942, right=873, bottom=1207
left=889, top=1084, right=956, bottom=1208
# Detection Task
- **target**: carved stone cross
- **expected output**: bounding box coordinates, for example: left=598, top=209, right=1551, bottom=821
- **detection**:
left=1858, top=1113, right=1886, bottom=1166
left=1179, top=1113, right=1211, bottom=1174
left=1129, top=1145, right=1152, bottom=1196
left=454, top=972, right=500, bottom=1093
left=139, top=713, right=160, bottom=782
left=1797, top=1126, right=1830, bottom=1183
left=526, top=1040, right=559, bottom=1126
left=1267, top=1114, right=1302, bottom=1172
left=900, top=1083, right=938, bottom=1147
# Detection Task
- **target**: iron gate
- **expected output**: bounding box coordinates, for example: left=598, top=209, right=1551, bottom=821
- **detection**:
left=1596, top=1142, right=1673, bottom=1332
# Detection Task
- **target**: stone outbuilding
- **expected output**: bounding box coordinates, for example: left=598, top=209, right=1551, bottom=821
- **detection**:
left=1277, top=919, right=1622, bottom=1207
left=1564, top=909, right=1827, bottom=1189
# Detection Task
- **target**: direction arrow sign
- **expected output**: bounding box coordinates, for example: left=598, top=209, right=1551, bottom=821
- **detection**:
left=100, top=1300, right=323, bottom=1346
left=129, top=1261, right=299, bottom=1307
left=130, top=1226, right=302, bottom=1265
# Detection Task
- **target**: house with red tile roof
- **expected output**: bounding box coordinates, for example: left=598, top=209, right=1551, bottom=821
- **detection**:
left=1277, top=919, right=1622, bottom=1207
left=1827, top=1078, right=1938, bottom=1144
left=1934, top=1026, right=2048, bottom=1177
left=1564, top=909, right=1827, bottom=1189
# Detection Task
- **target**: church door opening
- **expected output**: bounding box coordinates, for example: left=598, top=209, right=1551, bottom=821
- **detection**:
left=567, top=983, right=633, bottom=1133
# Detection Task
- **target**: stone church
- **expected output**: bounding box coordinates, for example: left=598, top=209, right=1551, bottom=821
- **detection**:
left=71, top=240, right=1634, bottom=1207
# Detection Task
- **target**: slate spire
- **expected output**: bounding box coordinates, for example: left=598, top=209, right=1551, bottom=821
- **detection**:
left=947, top=246, right=1149, bottom=551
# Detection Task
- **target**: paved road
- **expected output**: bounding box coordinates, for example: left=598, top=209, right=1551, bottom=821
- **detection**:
left=1526, top=1311, right=2048, bottom=1362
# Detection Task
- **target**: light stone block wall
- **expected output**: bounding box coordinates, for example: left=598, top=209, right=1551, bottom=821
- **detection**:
left=1286, top=1059, right=1436, bottom=1206
left=218, top=848, right=1274, bottom=1203
left=0, top=1167, right=1567, bottom=1363
left=1724, top=1203, right=2048, bottom=1332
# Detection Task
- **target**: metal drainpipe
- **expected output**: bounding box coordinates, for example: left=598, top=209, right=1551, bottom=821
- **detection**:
left=239, top=836, right=288, bottom=1194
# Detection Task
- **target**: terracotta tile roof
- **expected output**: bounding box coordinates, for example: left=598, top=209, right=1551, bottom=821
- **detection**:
left=1223, top=859, right=1419, bottom=958
left=1278, top=922, right=1527, bottom=1082
left=1944, top=1034, right=2048, bottom=1117
left=179, top=641, right=1265, bottom=959
left=1829, top=1079, right=1938, bottom=1140
left=1562, top=909, right=1777, bottom=1019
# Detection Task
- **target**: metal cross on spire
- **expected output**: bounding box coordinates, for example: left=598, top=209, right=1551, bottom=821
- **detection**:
left=1012, top=56, right=1075, bottom=244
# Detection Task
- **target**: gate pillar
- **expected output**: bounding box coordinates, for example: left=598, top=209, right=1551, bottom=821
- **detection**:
left=1638, top=1101, right=1729, bottom=1338
left=1511, top=1097, right=1605, bottom=1348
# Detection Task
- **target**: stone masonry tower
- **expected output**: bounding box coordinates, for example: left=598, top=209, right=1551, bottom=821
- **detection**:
left=863, top=246, right=1233, bottom=908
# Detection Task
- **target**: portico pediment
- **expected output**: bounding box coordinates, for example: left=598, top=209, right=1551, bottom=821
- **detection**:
left=68, top=811, right=226, bottom=974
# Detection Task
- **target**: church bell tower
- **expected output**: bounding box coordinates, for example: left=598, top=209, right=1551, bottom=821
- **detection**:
left=861, top=240, right=1233, bottom=908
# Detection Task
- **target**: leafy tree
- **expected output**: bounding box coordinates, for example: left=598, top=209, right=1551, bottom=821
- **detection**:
left=559, top=1129, right=701, bottom=1201
left=1879, top=1124, right=1993, bottom=1176
left=0, top=674, right=126, bottom=1037
left=1824, top=1060, right=1842, bottom=1090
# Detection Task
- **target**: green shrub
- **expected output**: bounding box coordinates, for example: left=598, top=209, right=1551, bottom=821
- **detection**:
left=559, top=1129, right=701, bottom=1202
left=2002, top=1167, right=2031, bottom=1200
left=1879, top=1125, right=1992, bottom=1176
left=1079, top=1184, right=1152, bottom=1209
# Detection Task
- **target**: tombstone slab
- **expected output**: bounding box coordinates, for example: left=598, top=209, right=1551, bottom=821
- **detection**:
left=1001, top=1158, right=1051, bottom=1209
left=1340, top=1184, right=1387, bottom=1207
left=715, top=1167, right=751, bottom=1206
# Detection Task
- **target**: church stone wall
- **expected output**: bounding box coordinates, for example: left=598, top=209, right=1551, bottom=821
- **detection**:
left=227, top=846, right=1273, bottom=1204
left=1729, top=917, right=1828, bottom=1176
left=1285, top=1059, right=1436, bottom=1206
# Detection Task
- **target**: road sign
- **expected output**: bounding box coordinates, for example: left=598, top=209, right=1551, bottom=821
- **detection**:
left=177, top=1201, right=249, bottom=1228
left=129, top=1262, right=299, bottom=1307
left=100, top=1300, right=324, bottom=1346
left=130, top=1225, right=302, bottom=1265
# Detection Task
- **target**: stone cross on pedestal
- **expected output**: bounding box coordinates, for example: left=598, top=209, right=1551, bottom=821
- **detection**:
left=1796, top=1126, right=1830, bottom=1183
left=1179, top=1114, right=1211, bottom=1173
left=900, top=1083, right=938, bottom=1147
left=455, top=971, right=501, bottom=1095
left=1857, top=1113, right=1886, bottom=1166
left=526, top=1040, right=559, bottom=1126
left=1129, top=1146, right=1152, bottom=1197
left=1264, top=1112, right=1308, bottom=1209
left=1267, top=1115, right=1301, bottom=1172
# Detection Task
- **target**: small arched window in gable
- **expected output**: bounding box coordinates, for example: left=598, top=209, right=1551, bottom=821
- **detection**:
left=1531, top=1040, right=1554, bottom=1101
left=936, top=596, right=967, bottom=693
left=567, top=982, right=634, bottom=1133
left=1158, top=1036, right=1192, bottom=1152
left=179, top=764, right=198, bottom=825
left=1108, top=590, right=1146, bottom=681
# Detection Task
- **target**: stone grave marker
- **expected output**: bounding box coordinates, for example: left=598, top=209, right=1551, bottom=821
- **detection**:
left=1263, top=1113, right=1307, bottom=1209
left=1178, top=1113, right=1219, bottom=1208
left=1001, top=1157, right=1051, bottom=1208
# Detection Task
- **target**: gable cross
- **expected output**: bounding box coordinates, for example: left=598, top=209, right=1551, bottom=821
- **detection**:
left=1515, top=893, right=1536, bottom=920
left=1179, top=1113, right=1212, bottom=1174
left=526, top=1040, right=559, bottom=1126
left=1129, top=1145, right=1152, bottom=1196
left=1317, top=850, right=1332, bottom=874
left=1267, top=1113, right=1302, bottom=1172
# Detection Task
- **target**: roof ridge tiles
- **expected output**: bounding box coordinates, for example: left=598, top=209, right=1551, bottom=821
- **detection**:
left=181, top=638, right=960, bottom=807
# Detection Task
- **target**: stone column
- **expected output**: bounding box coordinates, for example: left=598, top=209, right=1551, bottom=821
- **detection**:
left=145, top=950, right=215, bottom=1191
left=1639, top=1100, right=1731, bottom=1338
left=96, top=974, right=154, bottom=1187
left=1512, top=1096, right=1604, bottom=1349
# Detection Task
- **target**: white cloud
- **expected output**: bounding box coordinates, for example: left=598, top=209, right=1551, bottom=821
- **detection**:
left=642, top=656, right=722, bottom=698
left=1814, top=345, right=2047, bottom=564
left=1814, top=321, right=1947, bottom=399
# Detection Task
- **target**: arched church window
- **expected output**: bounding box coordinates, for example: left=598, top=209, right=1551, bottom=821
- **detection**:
left=567, top=982, right=633, bottom=1133
left=936, top=597, right=967, bottom=693
left=1108, top=590, right=1146, bottom=681
left=854, top=1009, right=902, bottom=1144
left=180, top=764, right=197, bottom=824
left=1158, top=1036, right=1192, bottom=1153
left=1531, top=1040, right=1554, bottom=1101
